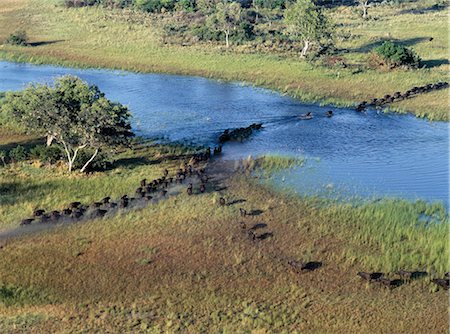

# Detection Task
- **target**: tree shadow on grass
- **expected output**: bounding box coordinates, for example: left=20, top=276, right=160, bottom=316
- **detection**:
left=398, top=3, right=448, bottom=15
left=226, top=199, right=247, bottom=206
left=28, top=40, right=65, bottom=47
left=248, top=209, right=264, bottom=216
left=0, top=137, right=45, bottom=153
left=351, top=37, right=430, bottom=53
left=250, top=223, right=267, bottom=230
left=111, top=156, right=153, bottom=170
left=421, top=59, right=450, bottom=68
left=0, top=180, right=58, bottom=206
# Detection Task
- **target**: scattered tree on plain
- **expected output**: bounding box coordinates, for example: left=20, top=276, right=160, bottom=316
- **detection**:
left=207, top=1, right=243, bottom=48
left=1, top=76, right=133, bottom=172
left=284, top=0, right=331, bottom=57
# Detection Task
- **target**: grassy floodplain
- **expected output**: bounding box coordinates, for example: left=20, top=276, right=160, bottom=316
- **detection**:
left=0, top=130, right=448, bottom=332
left=0, top=0, right=449, bottom=120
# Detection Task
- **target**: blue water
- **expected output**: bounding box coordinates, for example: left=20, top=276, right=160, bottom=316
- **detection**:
left=0, top=61, right=448, bottom=205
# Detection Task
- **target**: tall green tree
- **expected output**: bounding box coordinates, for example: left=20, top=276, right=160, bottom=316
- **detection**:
left=2, top=76, right=133, bottom=172
left=208, top=1, right=242, bottom=48
left=284, top=0, right=330, bottom=57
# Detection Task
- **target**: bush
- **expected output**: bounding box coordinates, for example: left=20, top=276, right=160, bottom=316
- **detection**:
left=191, top=24, right=222, bottom=41
left=133, top=0, right=176, bottom=12
left=371, top=41, right=421, bottom=69
left=29, top=145, right=64, bottom=164
left=177, top=0, right=196, bottom=12
left=9, top=145, right=28, bottom=162
left=232, top=22, right=255, bottom=43
left=5, top=31, right=28, bottom=46
left=73, top=149, right=112, bottom=172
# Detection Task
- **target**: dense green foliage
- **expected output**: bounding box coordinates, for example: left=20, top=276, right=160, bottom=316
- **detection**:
left=5, top=30, right=28, bottom=46
left=8, top=145, right=27, bottom=163
left=29, top=145, right=64, bottom=164
left=1, top=76, right=133, bottom=172
left=372, top=40, right=421, bottom=69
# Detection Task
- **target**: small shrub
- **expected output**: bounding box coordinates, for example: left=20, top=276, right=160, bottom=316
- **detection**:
left=9, top=145, right=28, bottom=162
left=191, top=25, right=222, bottom=42
left=134, top=0, right=176, bottom=12
left=370, top=41, right=421, bottom=69
left=5, top=31, right=28, bottom=46
left=63, top=0, right=101, bottom=8
left=0, top=285, right=50, bottom=306
left=177, top=0, right=196, bottom=12
left=29, top=145, right=64, bottom=164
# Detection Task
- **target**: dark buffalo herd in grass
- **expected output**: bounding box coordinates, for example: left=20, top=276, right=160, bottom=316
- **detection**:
left=20, top=151, right=212, bottom=227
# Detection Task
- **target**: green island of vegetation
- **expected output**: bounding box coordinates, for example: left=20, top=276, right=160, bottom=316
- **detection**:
left=0, top=0, right=449, bottom=332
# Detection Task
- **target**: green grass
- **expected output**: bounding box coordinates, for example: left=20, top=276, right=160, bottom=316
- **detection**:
left=0, top=0, right=448, bottom=120
left=255, top=155, right=305, bottom=175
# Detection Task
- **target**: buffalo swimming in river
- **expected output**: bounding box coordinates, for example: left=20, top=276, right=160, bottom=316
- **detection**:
left=299, top=112, right=313, bottom=120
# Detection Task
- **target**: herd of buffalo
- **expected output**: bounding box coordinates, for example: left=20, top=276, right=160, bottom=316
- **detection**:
left=20, top=155, right=212, bottom=227
left=355, top=81, right=449, bottom=111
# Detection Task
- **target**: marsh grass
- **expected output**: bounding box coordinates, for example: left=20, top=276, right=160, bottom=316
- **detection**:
left=254, top=155, right=305, bottom=176
left=0, top=0, right=448, bottom=120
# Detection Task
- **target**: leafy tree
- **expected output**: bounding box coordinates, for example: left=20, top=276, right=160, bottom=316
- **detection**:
left=2, top=76, right=133, bottom=172
left=30, top=145, right=64, bottom=164
left=207, top=1, right=242, bottom=47
left=284, top=0, right=330, bottom=57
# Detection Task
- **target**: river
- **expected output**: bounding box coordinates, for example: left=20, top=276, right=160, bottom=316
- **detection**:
left=0, top=61, right=448, bottom=206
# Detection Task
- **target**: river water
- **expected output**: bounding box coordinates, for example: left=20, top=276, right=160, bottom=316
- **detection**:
left=0, top=61, right=448, bottom=205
